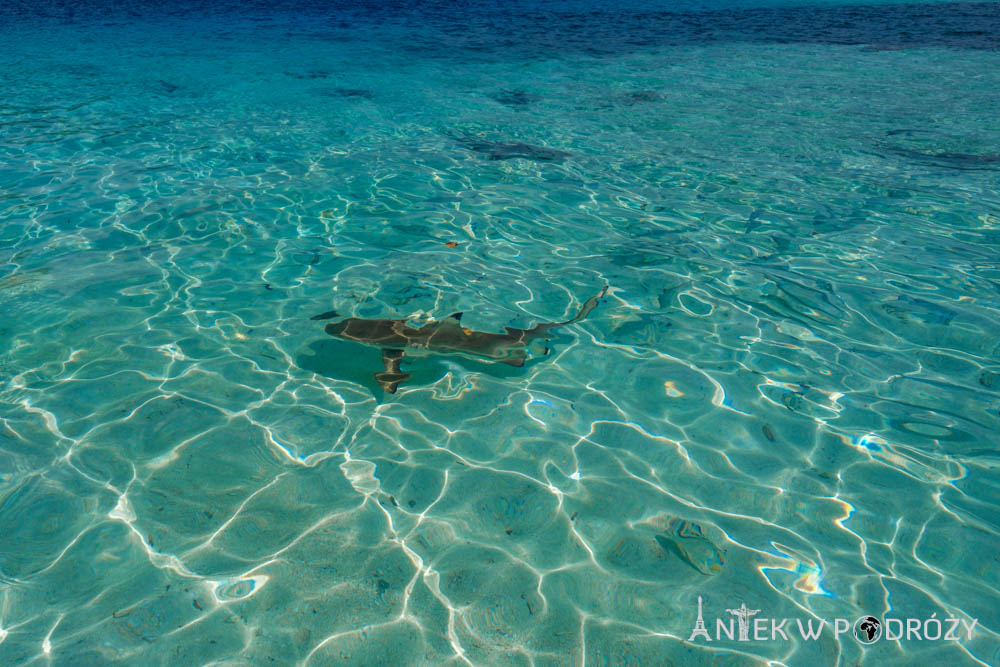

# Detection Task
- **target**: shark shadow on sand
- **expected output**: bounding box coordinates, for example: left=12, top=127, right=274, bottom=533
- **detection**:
left=313, top=287, right=608, bottom=393
left=489, top=89, right=542, bottom=107
left=874, top=133, right=1000, bottom=171
left=882, top=145, right=1000, bottom=170
left=318, top=87, right=375, bottom=99
left=450, top=134, right=572, bottom=163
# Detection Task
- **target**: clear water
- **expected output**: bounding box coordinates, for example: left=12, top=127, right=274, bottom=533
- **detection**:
left=1, top=0, right=999, bottom=664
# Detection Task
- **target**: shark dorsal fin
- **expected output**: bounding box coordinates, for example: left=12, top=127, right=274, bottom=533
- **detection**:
left=428, top=315, right=465, bottom=334
left=422, top=313, right=464, bottom=335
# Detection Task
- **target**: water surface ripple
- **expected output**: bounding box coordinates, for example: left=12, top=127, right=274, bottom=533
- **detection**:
left=1, top=1, right=998, bottom=665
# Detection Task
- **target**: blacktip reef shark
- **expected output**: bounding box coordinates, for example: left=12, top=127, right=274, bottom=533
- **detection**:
left=314, top=286, right=609, bottom=393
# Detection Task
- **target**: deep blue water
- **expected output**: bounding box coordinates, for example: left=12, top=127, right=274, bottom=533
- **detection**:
left=1, top=1, right=999, bottom=665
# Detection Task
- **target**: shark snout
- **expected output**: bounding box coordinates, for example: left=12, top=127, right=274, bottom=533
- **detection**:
left=324, top=321, right=348, bottom=336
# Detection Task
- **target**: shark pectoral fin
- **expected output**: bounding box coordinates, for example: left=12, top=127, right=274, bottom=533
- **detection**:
left=376, top=349, right=410, bottom=393
left=375, top=371, right=411, bottom=393
left=499, top=350, right=527, bottom=367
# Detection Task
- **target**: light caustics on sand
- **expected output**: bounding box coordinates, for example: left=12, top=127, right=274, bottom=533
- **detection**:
left=1, top=1, right=999, bottom=665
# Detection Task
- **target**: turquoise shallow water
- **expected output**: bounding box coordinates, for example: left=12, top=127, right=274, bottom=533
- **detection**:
left=1, top=1, right=999, bottom=664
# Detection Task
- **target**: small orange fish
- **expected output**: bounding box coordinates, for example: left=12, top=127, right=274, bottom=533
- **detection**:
left=445, top=241, right=460, bottom=248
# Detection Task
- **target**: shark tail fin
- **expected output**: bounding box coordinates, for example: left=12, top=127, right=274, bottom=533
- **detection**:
left=522, top=285, right=609, bottom=340
left=561, top=285, right=609, bottom=326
